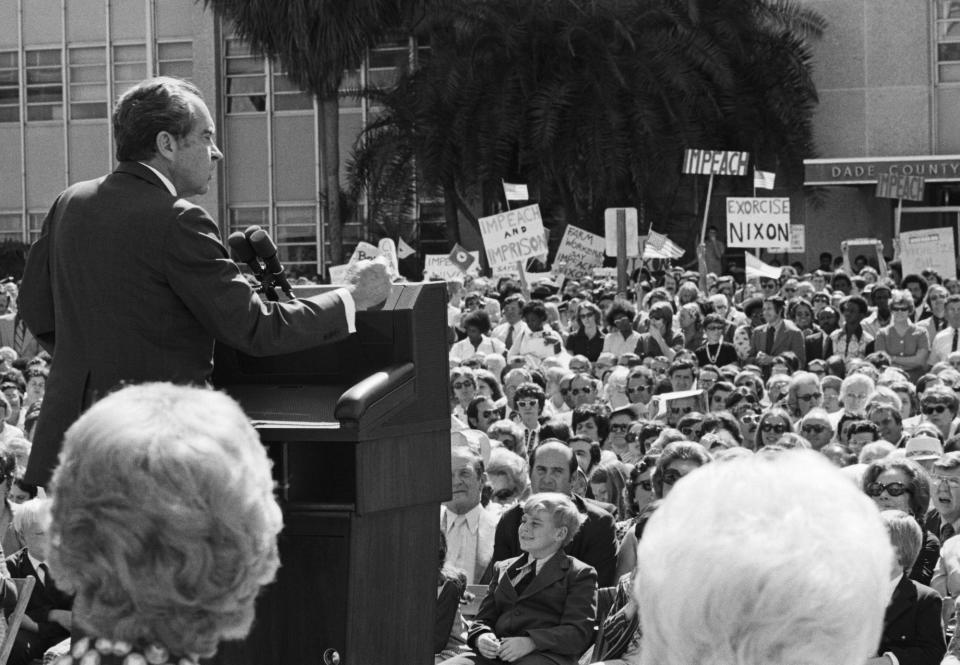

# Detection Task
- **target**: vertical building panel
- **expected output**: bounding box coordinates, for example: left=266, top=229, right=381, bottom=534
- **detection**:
left=22, top=0, right=62, bottom=46
left=225, top=116, right=269, bottom=203
left=108, top=0, right=146, bottom=42
left=155, top=0, right=204, bottom=39
left=0, top=128, right=23, bottom=208
left=68, top=123, right=110, bottom=184
left=273, top=115, right=316, bottom=201
left=24, top=126, right=65, bottom=208
left=937, top=87, right=960, bottom=153
left=338, top=109, right=363, bottom=184
left=66, top=0, right=107, bottom=43
left=0, top=1, right=19, bottom=50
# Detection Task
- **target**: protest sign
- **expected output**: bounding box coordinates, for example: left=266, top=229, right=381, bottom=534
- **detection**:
left=424, top=252, right=480, bottom=281
left=683, top=149, right=750, bottom=176
left=478, top=204, right=548, bottom=270
left=328, top=263, right=351, bottom=284
left=876, top=174, right=925, bottom=201
left=553, top=225, right=605, bottom=279
left=349, top=241, right=381, bottom=263
left=603, top=208, right=639, bottom=258
left=726, top=197, right=790, bottom=250
left=397, top=237, right=416, bottom=259
left=789, top=225, right=805, bottom=253
left=448, top=243, right=476, bottom=273
left=899, top=229, right=957, bottom=278
left=378, top=238, right=400, bottom=277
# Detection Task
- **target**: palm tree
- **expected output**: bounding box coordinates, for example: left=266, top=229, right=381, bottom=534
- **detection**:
left=201, top=0, right=431, bottom=263
left=349, top=0, right=825, bottom=252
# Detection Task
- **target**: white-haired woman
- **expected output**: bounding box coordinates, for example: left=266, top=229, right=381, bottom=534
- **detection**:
left=47, top=383, right=283, bottom=663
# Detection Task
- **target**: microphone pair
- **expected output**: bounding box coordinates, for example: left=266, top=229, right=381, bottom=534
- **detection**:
left=228, top=226, right=293, bottom=298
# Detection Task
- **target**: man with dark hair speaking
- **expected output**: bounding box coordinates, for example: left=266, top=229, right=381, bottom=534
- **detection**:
left=19, top=77, right=391, bottom=486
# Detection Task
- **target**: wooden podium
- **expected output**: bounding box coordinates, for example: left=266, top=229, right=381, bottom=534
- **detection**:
left=206, top=282, right=450, bottom=665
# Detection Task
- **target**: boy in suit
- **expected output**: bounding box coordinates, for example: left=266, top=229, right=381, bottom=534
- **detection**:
left=441, top=492, right=597, bottom=665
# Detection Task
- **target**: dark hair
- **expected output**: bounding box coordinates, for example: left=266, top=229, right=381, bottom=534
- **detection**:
left=461, top=310, right=492, bottom=334
left=514, top=382, right=546, bottom=412
left=861, top=458, right=931, bottom=519
left=844, top=419, right=879, bottom=443
left=864, top=351, right=892, bottom=371
left=605, top=299, right=637, bottom=328
left=775, top=351, right=800, bottom=374
left=571, top=404, right=610, bottom=443
left=113, top=77, right=202, bottom=162
left=521, top=300, right=548, bottom=323
left=668, top=359, right=696, bottom=378
left=763, top=295, right=786, bottom=316
left=634, top=499, right=663, bottom=540
left=699, top=411, right=743, bottom=445
left=901, top=274, right=929, bottom=299
left=466, top=395, right=498, bottom=428
left=539, top=419, right=571, bottom=443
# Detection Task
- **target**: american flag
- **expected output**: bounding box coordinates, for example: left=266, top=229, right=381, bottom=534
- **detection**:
left=643, top=230, right=685, bottom=260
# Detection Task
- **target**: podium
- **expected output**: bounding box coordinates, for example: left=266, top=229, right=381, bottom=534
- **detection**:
left=206, top=282, right=450, bottom=665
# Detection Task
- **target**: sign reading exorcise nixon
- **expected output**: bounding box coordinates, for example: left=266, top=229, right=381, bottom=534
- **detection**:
left=726, top=197, right=791, bottom=250
left=478, top=204, right=548, bottom=269
left=683, top=149, right=750, bottom=176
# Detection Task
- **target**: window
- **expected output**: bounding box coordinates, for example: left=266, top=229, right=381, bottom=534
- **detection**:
left=0, top=52, right=18, bottom=123
left=158, top=41, right=193, bottom=79
left=227, top=206, right=268, bottom=236
left=25, top=49, right=62, bottom=121
left=113, top=44, right=147, bottom=96
left=28, top=212, right=46, bottom=242
left=0, top=214, right=21, bottom=243
left=276, top=206, right=317, bottom=277
left=225, top=38, right=265, bottom=113
left=367, top=37, right=408, bottom=89
left=937, top=1, right=960, bottom=83
left=272, top=69, right=312, bottom=112
left=68, top=46, right=107, bottom=120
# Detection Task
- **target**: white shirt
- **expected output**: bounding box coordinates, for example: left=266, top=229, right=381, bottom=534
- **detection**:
left=450, top=336, right=506, bottom=364
left=492, top=320, right=529, bottom=346
left=508, top=324, right=559, bottom=364
left=441, top=504, right=484, bottom=584
left=602, top=330, right=641, bottom=359
left=930, top=326, right=960, bottom=366
left=139, top=162, right=357, bottom=332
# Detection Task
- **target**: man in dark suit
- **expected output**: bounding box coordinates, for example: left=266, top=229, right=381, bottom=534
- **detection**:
left=19, top=77, right=391, bottom=486
left=747, top=295, right=806, bottom=373
left=491, top=440, right=618, bottom=586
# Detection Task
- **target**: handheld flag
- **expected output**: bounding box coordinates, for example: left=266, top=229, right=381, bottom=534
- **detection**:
left=448, top=244, right=476, bottom=273
left=754, top=170, right=776, bottom=190
left=744, top=251, right=782, bottom=280
left=397, top=237, right=415, bottom=259
left=643, top=230, right=685, bottom=260
left=502, top=182, right=529, bottom=201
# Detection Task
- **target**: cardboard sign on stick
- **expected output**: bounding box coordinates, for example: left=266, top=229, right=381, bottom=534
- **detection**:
left=478, top=204, right=548, bottom=269
left=899, top=229, right=956, bottom=278
left=726, top=197, right=790, bottom=250
left=424, top=253, right=481, bottom=281
left=553, top=225, right=605, bottom=279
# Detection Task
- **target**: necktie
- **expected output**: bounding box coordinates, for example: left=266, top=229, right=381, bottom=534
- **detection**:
left=37, top=562, right=48, bottom=585
left=943, top=522, right=956, bottom=543
left=505, top=324, right=515, bottom=350
left=13, top=317, right=23, bottom=354
left=511, top=562, right=536, bottom=595
left=952, top=328, right=958, bottom=353
left=765, top=325, right=775, bottom=355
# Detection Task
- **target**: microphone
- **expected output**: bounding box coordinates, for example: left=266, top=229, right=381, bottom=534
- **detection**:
left=228, top=232, right=264, bottom=277
left=248, top=229, right=294, bottom=298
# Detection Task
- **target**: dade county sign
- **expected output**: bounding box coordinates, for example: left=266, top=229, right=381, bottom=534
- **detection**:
left=726, top=197, right=791, bottom=251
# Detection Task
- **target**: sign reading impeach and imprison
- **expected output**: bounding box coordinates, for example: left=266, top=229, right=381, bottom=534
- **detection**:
left=726, top=197, right=791, bottom=250
left=478, top=204, right=548, bottom=269
left=683, top=149, right=750, bottom=176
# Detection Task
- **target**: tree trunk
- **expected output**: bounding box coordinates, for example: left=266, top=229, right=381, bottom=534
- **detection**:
left=318, top=94, right=343, bottom=264
left=442, top=179, right=461, bottom=246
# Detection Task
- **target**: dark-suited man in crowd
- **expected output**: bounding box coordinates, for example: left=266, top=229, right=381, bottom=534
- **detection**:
left=748, top=295, right=806, bottom=373
left=19, top=76, right=391, bottom=486
left=491, top=440, right=618, bottom=586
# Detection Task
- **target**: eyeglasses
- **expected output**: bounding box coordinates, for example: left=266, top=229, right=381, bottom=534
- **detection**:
left=739, top=413, right=761, bottom=425
left=516, top=399, right=539, bottom=409
left=481, top=409, right=500, bottom=419
left=680, top=426, right=699, bottom=437
left=801, top=423, right=828, bottom=434
left=627, top=385, right=651, bottom=394
left=706, top=326, right=725, bottom=332
left=452, top=382, right=474, bottom=390
left=761, top=422, right=789, bottom=434
left=637, top=480, right=653, bottom=492
left=865, top=482, right=912, bottom=498
left=933, top=475, right=960, bottom=489
left=609, top=423, right=631, bottom=433
left=670, top=405, right=694, bottom=415
left=761, top=281, right=777, bottom=289
left=922, top=405, right=949, bottom=415
left=890, top=305, right=911, bottom=312
left=662, top=469, right=691, bottom=486
left=570, top=386, right=593, bottom=395
left=797, top=392, right=822, bottom=402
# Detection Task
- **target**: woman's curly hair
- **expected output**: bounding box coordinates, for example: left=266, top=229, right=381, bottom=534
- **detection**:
left=48, top=383, right=283, bottom=657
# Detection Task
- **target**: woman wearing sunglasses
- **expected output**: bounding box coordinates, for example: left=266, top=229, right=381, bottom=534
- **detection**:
left=614, top=456, right=660, bottom=578
left=449, top=368, right=477, bottom=420
left=874, top=289, right=930, bottom=383
left=919, top=387, right=960, bottom=442
left=756, top=408, right=793, bottom=450
left=862, top=458, right=940, bottom=586
left=725, top=388, right=761, bottom=450
left=652, top=441, right=712, bottom=500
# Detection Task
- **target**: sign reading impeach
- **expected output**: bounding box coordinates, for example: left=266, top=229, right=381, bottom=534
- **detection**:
left=683, top=149, right=750, bottom=176
left=726, top=197, right=791, bottom=250
left=479, top=204, right=548, bottom=269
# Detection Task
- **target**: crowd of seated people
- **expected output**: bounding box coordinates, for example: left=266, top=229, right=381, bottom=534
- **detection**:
left=438, top=259, right=960, bottom=664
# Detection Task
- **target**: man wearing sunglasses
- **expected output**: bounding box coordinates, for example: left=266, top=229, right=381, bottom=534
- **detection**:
left=568, top=373, right=599, bottom=409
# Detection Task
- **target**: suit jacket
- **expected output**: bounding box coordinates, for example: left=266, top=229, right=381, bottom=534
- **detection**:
left=20, top=162, right=352, bottom=486
left=492, top=494, right=618, bottom=587
left=467, top=552, right=597, bottom=665
left=440, top=504, right=499, bottom=584
left=5, top=549, right=72, bottom=644
left=876, top=575, right=944, bottom=665
left=748, top=319, right=806, bottom=367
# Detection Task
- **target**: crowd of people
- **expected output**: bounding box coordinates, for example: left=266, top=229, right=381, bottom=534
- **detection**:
left=438, top=254, right=960, bottom=665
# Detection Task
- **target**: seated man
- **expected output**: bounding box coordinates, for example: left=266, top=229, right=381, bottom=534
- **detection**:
left=491, top=441, right=617, bottom=586
left=441, top=446, right=499, bottom=585
left=5, top=498, right=71, bottom=665
left=440, top=493, right=597, bottom=665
